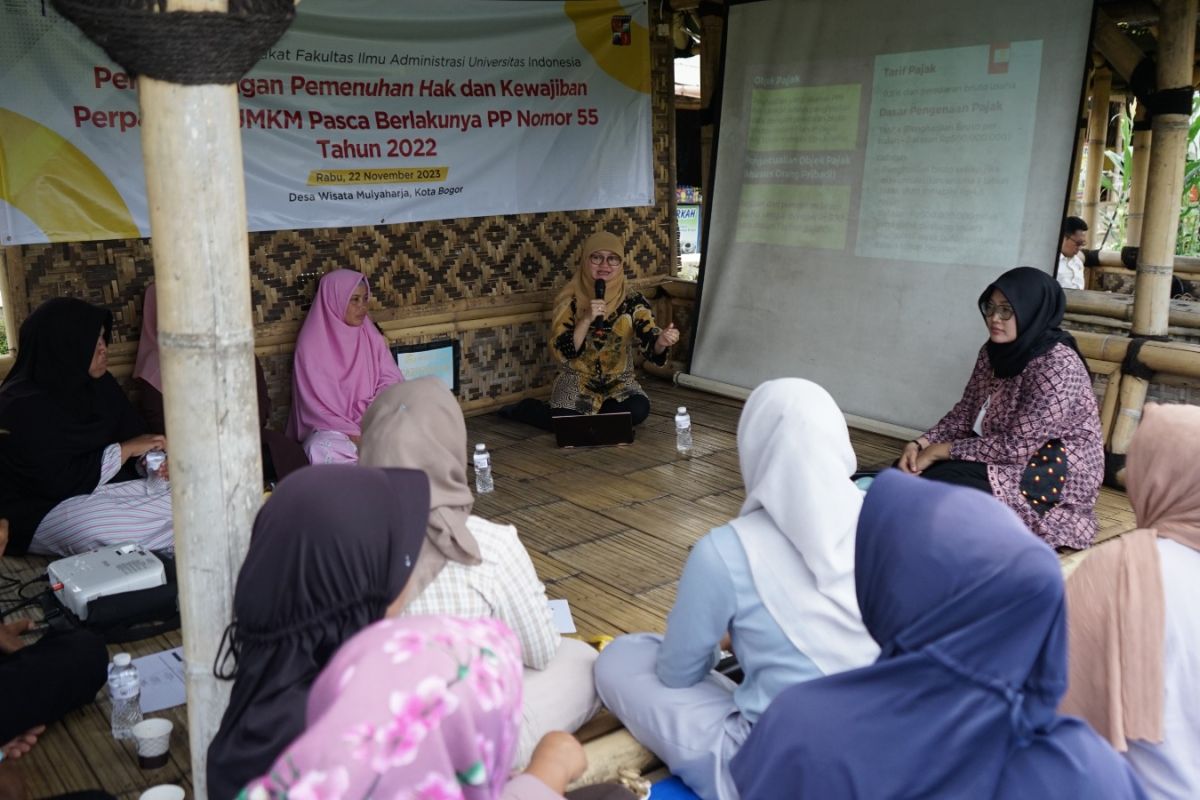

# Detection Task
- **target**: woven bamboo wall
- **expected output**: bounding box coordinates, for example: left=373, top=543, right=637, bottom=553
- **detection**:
left=2, top=12, right=679, bottom=425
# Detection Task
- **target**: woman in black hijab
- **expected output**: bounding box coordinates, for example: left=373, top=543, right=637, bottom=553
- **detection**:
left=0, top=298, right=169, bottom=555
left=206, top=464, right=430, bottom=800
left=898, top=267, right=1104, bottom=549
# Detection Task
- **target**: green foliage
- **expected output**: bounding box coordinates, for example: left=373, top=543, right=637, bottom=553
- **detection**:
left=1098, top=95, right=1200, bottom=257
left=0, top=318, right=6, bottom=355
left=1099, top=104, right=1136, bottom=249
left=1177, top=95, right=1200, bottom=256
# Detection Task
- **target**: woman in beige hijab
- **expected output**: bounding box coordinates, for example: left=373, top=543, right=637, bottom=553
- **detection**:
left=1061, top=403, right=1200, bottom=799
left=548, top=231, right=678, bottom=424
left=503, top=231, right=679, bottom=429
left=360, top=377, right=602, bottom=768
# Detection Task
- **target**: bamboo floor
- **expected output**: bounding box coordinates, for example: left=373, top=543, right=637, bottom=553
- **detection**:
left=2, top=378, right=1137, bottom=798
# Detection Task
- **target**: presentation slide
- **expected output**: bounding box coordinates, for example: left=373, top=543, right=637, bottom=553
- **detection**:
left=691, top=0, right=1093, bottom=430
left=857, top=43, right=1041, bottom=265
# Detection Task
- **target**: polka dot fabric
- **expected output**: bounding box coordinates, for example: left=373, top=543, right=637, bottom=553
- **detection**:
left=1020, top=439, right=1067, bottom=515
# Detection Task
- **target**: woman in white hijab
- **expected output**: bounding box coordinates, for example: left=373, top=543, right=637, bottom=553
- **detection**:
left=593, top=378, right=879, bottom=800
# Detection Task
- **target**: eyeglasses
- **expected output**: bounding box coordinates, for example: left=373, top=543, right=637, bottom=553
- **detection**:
left=588, top=252, right=623, bottom=267
left=1066, top=236, right=1086, bottom=247
left=980, top=301, right=1015, bottom=321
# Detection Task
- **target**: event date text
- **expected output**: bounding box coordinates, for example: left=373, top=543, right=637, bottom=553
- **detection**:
left=316, top=137, right=438, bottom=159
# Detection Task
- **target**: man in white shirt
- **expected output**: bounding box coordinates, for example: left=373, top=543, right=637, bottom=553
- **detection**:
left=1057, top=216, right=1088, bottom=291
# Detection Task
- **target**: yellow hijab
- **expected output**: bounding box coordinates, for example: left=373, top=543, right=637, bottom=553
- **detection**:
left=551, top=231, right=628, bottom=334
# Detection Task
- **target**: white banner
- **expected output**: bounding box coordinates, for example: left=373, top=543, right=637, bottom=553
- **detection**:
left=0, top=0, right=653, bottom=244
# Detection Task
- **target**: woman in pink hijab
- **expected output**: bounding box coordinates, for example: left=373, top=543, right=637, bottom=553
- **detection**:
left=240, top=615, right=637, bottom=800
left=287, top=269, right=403, bottom=464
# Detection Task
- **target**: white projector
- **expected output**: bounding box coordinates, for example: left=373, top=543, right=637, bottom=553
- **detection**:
left=47, top=544, right=167, bottom=621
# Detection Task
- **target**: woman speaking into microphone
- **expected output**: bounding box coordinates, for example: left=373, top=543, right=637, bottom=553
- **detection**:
left=547, top=231, right=678, bottom=425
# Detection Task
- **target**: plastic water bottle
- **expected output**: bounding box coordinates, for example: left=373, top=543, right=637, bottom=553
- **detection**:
left=473, top=443, right=494, bottom=494
left=144, top=450, right=167, bottom=495
left=108, top=652, right=143, bottom=740
left=675, top=406, right=693, bottom=457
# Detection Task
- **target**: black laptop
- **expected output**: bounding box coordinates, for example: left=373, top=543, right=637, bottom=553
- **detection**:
left=552, top=412, right=635, bottom=448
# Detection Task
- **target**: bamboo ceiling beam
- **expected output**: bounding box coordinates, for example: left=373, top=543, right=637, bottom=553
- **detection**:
left=136, top=1, right=265, bottom=796
left=1112, top=0, right=1199, bottom=459
left=1100, top=0, right=1166, bottom=26
left=1093, top=9, right=1152, bottom=85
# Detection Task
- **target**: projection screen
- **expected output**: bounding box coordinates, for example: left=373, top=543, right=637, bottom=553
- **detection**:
left=690, top=0, right=1094, bottom=431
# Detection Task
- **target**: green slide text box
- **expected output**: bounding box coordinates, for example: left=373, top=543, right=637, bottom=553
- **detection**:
left=749, top=84, right=861, bottom=152
left=736, top=184, right=851, bottom=248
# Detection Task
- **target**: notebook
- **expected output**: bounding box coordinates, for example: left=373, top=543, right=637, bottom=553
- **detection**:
left=552, top=412, right=635, bottom=448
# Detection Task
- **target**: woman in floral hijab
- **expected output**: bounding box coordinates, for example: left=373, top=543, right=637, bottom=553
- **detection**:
left=241, top=616, right=635, bottom=800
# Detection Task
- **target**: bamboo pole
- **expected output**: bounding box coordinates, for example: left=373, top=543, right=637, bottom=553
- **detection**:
left=1072, top=329, right=1133, bottom=363
left=1069, top=291, right=1138, bottom=319
left=1137, top=339, right=1200, bottom=377
left=1066, top=289, right=1200, bottom=329
left=1068, top=74, right=1090, bottom=217
left=1125, top=103, right=1152, bottom=245
left=0, top=246, right=27, bottom=350
left=1081, top=66, right=1112, bottom=247
left=1112, top=0, right=1199, bottom=457
left=1096, top=265, right=1200, bottom=282
left=698, top=4, right=724, bottom=210
left=1092, top=248, right=1200, bottom=272
left=137, top=2, right=262, bottom=796
left=0, top=249, right=18, bottom=359
left=1066, top=315, right=1200, bottom=341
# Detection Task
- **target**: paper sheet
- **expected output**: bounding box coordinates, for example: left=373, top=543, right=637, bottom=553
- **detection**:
left=133, top=646, right=187, bottom=713
left=548, top=598, right=576, bottom=634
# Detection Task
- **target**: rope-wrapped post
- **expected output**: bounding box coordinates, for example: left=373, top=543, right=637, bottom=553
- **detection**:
left=50, top=2, right=294, bottom=796
left=1111, top=0, right=1198, bottom=460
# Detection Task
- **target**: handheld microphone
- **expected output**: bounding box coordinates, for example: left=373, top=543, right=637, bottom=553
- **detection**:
left=592, top=279, right=606, bottom=328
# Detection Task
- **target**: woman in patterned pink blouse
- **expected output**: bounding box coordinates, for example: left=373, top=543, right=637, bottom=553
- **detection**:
left=898, top=267, right=1103, bottom=550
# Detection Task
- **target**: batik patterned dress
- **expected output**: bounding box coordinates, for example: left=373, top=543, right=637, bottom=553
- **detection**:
left=923, top=342, right=1103, bottom=549
left=550, top=292, right=667, bottom=414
